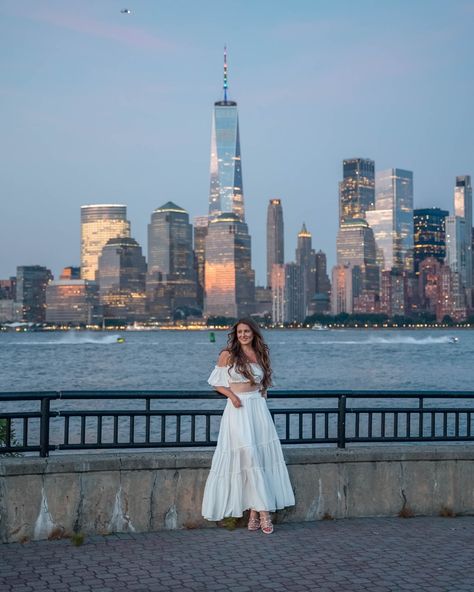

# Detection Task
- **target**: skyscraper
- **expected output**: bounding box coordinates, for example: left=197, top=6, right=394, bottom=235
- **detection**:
left=148, top=202, right=195, bottom=283
left=0, top=278, right=18, bottom=323
left=16, top=265, right=53, bottom=323
left=366, top=168, right=414, bottom=272
left=413, top=208, right=449, bottom=273
left=80, top=205, right=131, bottom=281
left=193, top=216, right=209, bottom=309
left=314, top=250, right=331, bottom=297
left=453, top=175, right=472, bottom=304
left=331, top=265, right=354, bottom=315
left=147, top=202, right=198, bottom=318
left=445, top=216, right=466, bottom=277
left=284, top=263, right=305, bottom=323
left=454, top=175, right=472, bottom=227
left=336, top=158, right=378, bottom=312
left=204, top=213, right=255, bottom=318
left=270, top=262, right=305, bottom=324
left=445, top=215, right=468, bottom=311
left=204, top=50, right=255, bottom=318
left=266, top=199, right=284, bottom=288
left=97, top=237, right=147, bottom=322
left=312, top=250, right=331, bottom=314
left=339, top=158, right=375, bottom=224
left=336, top=219, right=379, bottom=296
left=271, top=264, right=285, bottom=324
left=295, top=223, right=315, bottom=315
left=46, top=278, right=99, bottom=325
left=208, top=48, right=244, bottom=221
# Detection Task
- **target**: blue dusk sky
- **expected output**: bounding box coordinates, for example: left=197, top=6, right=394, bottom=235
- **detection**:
left=1, top=0, right=473, bottom=283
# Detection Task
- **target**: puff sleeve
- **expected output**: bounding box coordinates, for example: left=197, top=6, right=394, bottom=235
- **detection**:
left=207, top=365, right=230, bottom=388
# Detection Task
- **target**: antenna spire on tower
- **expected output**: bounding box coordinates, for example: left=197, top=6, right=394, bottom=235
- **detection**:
left=223, top=45, right=228, bottom=102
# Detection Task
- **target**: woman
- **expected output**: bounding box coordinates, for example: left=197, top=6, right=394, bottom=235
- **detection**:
left=202, top=318, right=295, bottom=534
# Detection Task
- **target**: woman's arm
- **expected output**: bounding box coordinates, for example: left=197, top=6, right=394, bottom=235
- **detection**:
left=214, top=351, right=242, bottom=408
left=213, top=385, right=242, bottom=408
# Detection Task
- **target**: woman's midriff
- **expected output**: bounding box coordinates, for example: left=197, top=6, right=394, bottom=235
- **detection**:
left=229, top=382, right=261, bottom=394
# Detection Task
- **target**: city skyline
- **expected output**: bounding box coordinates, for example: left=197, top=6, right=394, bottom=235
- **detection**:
left=1, top=0, right=474, bottom=282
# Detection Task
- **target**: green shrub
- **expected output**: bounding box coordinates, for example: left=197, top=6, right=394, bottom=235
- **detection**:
left=0, top=418, right=21, bottom=456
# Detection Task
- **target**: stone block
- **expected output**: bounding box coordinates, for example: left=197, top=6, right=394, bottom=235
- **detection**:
left=78, top=470, right=120, bottom=535
left=3, top=474, right=43, bottom=543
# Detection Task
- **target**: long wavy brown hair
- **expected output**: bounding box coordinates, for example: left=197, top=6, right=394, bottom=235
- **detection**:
left=225, top=318, right=272, bottom=391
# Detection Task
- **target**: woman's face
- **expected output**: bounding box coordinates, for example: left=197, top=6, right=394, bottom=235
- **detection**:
left=236, top=323, right=254, bottom=347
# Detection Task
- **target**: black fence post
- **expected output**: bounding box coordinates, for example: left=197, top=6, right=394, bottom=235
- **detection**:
left=338, top=395, right=347, bottom=448
left=40, top=397, right=51, bottom=457
left=418, top=396, right=424, bottom=439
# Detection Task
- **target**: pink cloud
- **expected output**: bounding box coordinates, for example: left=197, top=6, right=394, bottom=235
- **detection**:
left=7, top=4, right=174, bottom=52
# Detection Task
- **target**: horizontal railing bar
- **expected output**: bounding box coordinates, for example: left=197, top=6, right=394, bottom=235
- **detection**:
left=346, top=407, right=474, bottom=413
left=2, top=390, right=474, bottom=401
left=0, top=445, right=41, bottom=452
left=346, top=436, right=474, bottom=442
left=0, top=412, right=43, bottom=419
left=56, top=441, right=219, bottom=449
left=271, top=408, right=337, bottom=414
left=45, top=410, right=225, bottom=417
left=280, top=438, right=339, bottom=444
left=1, top=407, right=472, bottom=420
left=0, top=392, right=58, bottom=400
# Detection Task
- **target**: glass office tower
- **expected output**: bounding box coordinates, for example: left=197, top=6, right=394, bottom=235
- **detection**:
left=336, top=219, right=379, bottom=295
left=148, top=202, right=194, bottom=282
left=97, top=237, right=147, bottom=321
left=16, top=265, right=53, bottom=323
left=454, top=175, right=472, bottom=301
left=147, top=202, right=198, bottom=316
left=339, top=158, right=375, bottom=224
left=80, top=204, right=131, bottom=281
left=366, top=168, right=414, bottom=272
left=295, top=223, right=316, bottom=314
left=445, top=216, right=466, bottom=276
left=204, top=213, right=255, bottom=318
left=266, top=199, right=284, bottom=288
left=208, top=50, right=244, bottom=221
left=413, top=208, right=449, bottom=273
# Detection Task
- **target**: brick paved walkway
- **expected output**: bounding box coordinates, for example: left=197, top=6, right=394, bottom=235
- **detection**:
left=1, top=517, right=474, bottom=592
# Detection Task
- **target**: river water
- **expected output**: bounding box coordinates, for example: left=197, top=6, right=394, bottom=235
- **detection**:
left=1, top=328, right=473, bottom=392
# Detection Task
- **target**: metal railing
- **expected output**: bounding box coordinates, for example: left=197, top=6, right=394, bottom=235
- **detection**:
left=1, top=390, right=474, bottom=457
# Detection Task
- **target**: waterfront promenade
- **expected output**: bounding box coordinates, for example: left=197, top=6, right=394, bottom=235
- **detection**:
left=2, top=516, right=474, bottom=592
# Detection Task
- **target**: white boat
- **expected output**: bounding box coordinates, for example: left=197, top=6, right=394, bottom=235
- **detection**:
left=311, top=323, right=329, bottom=331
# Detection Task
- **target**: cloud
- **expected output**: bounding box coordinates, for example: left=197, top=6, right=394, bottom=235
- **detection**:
left=6, top=3, right=174, bottom=52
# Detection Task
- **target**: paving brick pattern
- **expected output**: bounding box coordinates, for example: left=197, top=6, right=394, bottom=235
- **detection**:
left=1, top=517, right=474, bottom=591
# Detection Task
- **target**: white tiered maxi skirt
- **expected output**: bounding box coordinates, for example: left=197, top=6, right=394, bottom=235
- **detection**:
left=202, top=390, right=295, bottom=521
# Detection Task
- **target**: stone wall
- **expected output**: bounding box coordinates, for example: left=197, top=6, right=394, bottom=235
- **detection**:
left=1, top=445, right=474, bottom=543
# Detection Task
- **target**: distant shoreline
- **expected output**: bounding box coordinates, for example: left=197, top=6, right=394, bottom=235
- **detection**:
left=1, top=324, right=472, bottom=332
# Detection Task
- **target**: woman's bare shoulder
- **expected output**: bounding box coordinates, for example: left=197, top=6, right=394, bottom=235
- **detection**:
left=217, top=350, right=232, bottom=367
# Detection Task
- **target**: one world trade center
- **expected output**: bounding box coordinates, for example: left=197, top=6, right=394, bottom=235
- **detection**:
left=204, top=49, right=255, bottom=318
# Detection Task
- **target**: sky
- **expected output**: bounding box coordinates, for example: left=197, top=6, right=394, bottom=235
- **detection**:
left=1, top=0, right=474, bottom=284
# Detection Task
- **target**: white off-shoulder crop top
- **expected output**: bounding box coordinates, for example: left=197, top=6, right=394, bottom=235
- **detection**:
left=208, top=363, right=264, bottom=388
